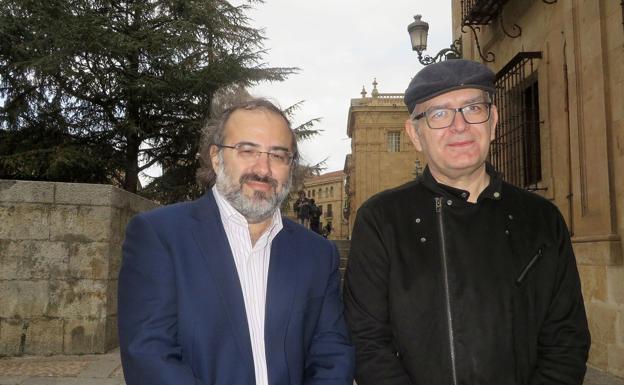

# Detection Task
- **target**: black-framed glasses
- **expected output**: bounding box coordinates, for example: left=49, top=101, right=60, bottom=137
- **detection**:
left=413, top=102, right=492, bottom=129
left=215, top=143, right=294, bottom=166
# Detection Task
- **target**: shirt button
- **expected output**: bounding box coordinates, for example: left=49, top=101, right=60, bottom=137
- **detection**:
left=508, top=214, right=514, bottom=220
left=446, top=199, right=453, bottom=206
left=415, top=218, right=421, bottom=223
left=493, top=192, right=501, bottom=199
left=505, top=230, right=510, bottom=235
left=420, top=237, right=427, bottom=243
left=461, top=192, right=468, bottom=199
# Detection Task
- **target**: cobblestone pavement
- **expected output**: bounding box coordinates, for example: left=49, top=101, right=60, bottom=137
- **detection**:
left=0, top=349, right=124, bottom=385
left=0, top=349, right=622, bottom=385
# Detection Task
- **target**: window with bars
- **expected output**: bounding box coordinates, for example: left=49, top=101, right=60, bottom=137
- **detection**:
left=491, top=52, right=542, bottom=188
left=387, top=131, right=401, bottom=152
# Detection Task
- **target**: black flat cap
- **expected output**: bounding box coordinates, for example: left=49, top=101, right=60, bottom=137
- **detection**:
left=404, top=59, right=495, bottom=114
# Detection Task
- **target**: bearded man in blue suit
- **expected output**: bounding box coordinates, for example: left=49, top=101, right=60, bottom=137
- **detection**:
left=118, top=98, right=355, bottom=385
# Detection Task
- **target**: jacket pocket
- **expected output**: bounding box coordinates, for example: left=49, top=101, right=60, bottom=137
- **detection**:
left=515, top=245, right=545, bottom=287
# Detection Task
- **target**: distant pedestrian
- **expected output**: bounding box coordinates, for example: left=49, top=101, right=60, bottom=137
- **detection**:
left=322, top=222, right=332, bottom=238
left=293, top=190, right=311, bottom=228
left=309, top=199, right=322, bottom=234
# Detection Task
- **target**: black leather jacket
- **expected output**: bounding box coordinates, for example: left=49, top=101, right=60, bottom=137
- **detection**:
left=344, top=164, right=590, bottom=385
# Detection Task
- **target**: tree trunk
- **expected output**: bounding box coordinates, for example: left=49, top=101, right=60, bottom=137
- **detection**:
left=123, top=132, right=140, bottom=193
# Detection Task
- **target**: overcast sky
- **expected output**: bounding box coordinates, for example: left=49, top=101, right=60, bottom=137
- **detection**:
left=245, top=1, right=453, bottom=173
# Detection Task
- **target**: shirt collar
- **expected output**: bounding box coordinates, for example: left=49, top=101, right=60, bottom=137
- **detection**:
left=421, top=162, right=503, bottom=202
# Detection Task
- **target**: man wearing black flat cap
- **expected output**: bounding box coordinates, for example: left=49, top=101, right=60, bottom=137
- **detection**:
left=344, top=60, right=590, bottom=385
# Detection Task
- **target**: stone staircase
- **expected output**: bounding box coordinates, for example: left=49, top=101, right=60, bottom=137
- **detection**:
left=333, top=240, right=350, bottom=278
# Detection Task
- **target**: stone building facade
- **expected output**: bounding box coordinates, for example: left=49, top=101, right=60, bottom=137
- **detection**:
left=452, top=0, right=624, bottom=377
left=283, top=171, right=349, bottom=240
left=301, top=171, right=348, bottom=240
left=344, top=81, right=427, bottom=233
left=0, top=180, right=157, bottom=356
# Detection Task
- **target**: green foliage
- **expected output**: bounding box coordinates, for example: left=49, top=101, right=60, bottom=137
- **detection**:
left=0, top=0, right=296, bottom=200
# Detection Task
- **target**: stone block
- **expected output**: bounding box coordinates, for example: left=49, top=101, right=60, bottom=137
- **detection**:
left=0, top=318, right=25, bottom=356
left=106, top=280, right=118, bottom=317
left=574, top=239, right=623, bottom=266
left=105, top=315, right=119, bottom=351
left=54, top=182, right=114, bottom=206
left=619, top=311, right=624, bottom=345
left=608, top=343, right=624, bottom=378
left=63, top=318, right=107, bottom=354
left=0, top=180, right=54, bottom=204
left=587, top=303, right=618, bottom=344
left=607, top=265, right=624, bottom=305
left=110, top=185, right=158, bottom=212
left=0, top=281, right=49, bottom=318
left=108, top=241, right=123, bottom=280
left=47, top=279, right=108, bottom=319
left=588, top=340, right=608, bottom=370
left=23, top=318, right=64, bottom=355
left=0, top=204, right=49, bottom=240
left=68, top=242, right=110, bottom=280
left=578, top=265, right=608, bottom=302
left=0, top=240, right=69, bottom=280
left=109, top=208, right=125, bottom=246
left=50, top=206, right=112, bottom=242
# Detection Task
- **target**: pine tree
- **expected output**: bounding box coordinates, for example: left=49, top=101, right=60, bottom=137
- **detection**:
left=0, top=0, right=295, bottom=195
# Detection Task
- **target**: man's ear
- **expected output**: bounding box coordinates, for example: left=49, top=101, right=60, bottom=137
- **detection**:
left=405, top=118, right=423, bottom=152
left=209, top=145, right=220, bottom=168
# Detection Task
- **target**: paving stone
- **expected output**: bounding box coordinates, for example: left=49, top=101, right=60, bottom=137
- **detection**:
left=585, top=366, right=624, bottom=384
left=0, top=356, right=90, bottom=377
left=0, top=376, right=27, bottom=385
left=77, top=357, right=120, bottom=378
left=20, top=378, right=122, bottom=385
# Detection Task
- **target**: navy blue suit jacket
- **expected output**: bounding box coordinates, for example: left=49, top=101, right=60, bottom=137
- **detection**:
left=118, top=191, right=354, bottom=385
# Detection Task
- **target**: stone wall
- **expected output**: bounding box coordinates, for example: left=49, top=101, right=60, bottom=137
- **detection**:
left=0, top=180, right=157, bottom=356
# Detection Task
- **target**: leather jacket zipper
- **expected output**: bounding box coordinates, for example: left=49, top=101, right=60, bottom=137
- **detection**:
left=515, top=246, right=544, bottom=286
left=435, top=197, right=458, bottom=385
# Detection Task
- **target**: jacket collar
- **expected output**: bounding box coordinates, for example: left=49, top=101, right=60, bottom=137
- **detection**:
left=420, top=162, right=503, bottom=203
left=189, top=190, right=297, bottom=383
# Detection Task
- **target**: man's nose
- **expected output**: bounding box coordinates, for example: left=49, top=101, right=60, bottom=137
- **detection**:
left=250, top=152, right=272, bottom=175
left=449, top=110, right=468, bottom=132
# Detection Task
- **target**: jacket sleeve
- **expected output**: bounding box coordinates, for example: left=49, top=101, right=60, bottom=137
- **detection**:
left=530, top=212, right=590, bottom=385
left=343, top=205, right=413, bottom=385
left=118, top=214, right=206, bottom=385
left=304, top=243, right=356, bottom=385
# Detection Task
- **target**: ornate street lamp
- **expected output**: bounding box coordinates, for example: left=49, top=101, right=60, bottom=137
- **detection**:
left=407, top=15, right=462, bottom=65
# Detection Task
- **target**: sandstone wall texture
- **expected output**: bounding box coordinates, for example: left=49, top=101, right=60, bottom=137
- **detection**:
left=0, top=180, right=157, bottom=356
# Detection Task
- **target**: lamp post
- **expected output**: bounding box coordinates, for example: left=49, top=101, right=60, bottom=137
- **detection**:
left=407, top=15, right=462, bottom=65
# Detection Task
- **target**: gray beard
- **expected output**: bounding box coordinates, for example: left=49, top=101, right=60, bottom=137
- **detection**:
left=214, top=155, right=292, bottom=224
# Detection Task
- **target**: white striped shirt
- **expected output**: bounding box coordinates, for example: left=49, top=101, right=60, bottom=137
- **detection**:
left=212, top=186, right=283, bottom=385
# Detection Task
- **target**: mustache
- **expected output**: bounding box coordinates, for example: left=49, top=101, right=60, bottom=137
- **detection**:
left=239, top=173, right=278, bottom=188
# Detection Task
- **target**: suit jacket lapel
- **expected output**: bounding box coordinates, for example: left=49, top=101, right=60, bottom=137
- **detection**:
left=264, top=223, right=297, bottom=384
left=190, top=191, right=254, bottom=377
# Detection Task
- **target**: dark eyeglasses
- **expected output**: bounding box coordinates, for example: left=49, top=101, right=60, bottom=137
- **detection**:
left=413, top=102, right=492, bottom=129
